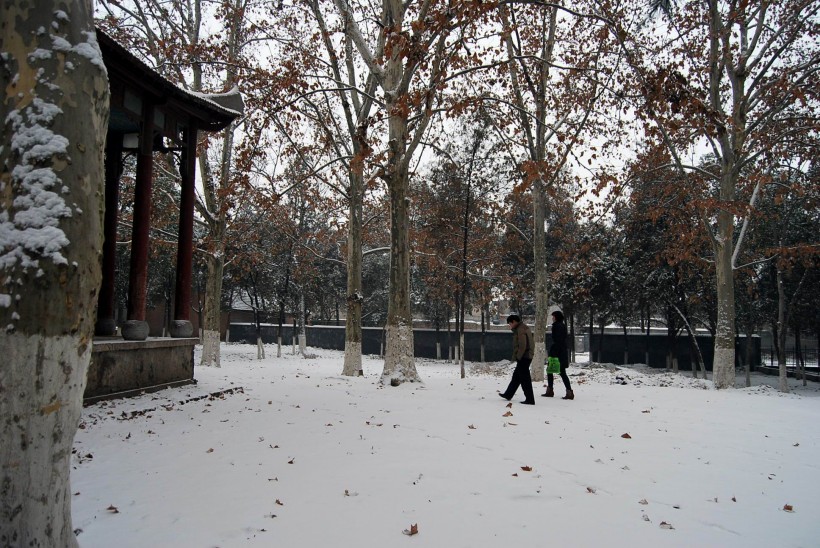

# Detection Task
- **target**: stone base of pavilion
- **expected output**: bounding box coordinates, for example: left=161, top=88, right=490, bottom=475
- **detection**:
left=84, top=337, right=198, bottom=403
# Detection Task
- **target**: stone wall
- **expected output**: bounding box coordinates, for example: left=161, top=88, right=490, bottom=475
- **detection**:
left=230, top=323, right=761, bottom=370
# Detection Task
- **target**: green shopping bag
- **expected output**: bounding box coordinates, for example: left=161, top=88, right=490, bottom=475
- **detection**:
left=546, top=356, right=561, bottom=374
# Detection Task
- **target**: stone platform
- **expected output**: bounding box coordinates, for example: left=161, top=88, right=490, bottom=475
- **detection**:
left=85, top=337, right=198, bottom=403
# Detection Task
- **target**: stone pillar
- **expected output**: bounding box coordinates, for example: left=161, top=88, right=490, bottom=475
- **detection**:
left=95, top=136, right=122, bottom=336
left=170, top=123, right=197, bottom=338
left=123, top=101, right=154, bottom=341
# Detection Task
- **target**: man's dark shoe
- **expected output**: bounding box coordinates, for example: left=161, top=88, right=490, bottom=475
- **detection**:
left=499, top=393, right=512, bottom=401
left=520, top=400, right=535, bottom=405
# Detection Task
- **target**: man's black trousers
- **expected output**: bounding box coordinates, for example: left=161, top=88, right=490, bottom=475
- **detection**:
left=502, top=358, right=534, bottom=402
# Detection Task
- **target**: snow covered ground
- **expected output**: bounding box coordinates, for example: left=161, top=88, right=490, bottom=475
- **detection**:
left=71, top=344, right=820, bottom=547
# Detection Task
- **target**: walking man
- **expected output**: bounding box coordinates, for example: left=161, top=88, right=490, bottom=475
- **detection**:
left=499, top=314, right=535, bottom=405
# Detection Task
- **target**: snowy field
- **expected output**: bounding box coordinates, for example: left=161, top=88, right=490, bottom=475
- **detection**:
left=71, top=344, right=820, bottom=547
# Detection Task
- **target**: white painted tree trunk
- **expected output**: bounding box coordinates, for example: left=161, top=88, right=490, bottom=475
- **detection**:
left=200, top=252, right=224, bottom=368
left=2, top=335, right=92, bottom=548
left=257, top=336, right=265, bottom=359
left=382, top=323, right=420, bottom=384
left=1, top=3, right=108, bottom=543
left=459, top=332, right=465, bottom=378
left=201, top=329, right=221, bottom=367
left=343, top=341, right=362, bottom=376
left=298, top=293, right=307, bottom=356
left=277, top=335, right=282, bottom=357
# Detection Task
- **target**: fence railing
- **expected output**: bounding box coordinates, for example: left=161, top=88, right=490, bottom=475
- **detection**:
left=761, top=348, right=818, bottom=369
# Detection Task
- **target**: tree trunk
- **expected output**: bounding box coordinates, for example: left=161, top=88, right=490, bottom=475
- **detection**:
left=744, top=320, right=754, bottom=388
left=776, top=265, right=788, bottom=392
left=712, top=213, right=736, bottom=388
left=380, top=82, right=419, bottom=383
left=200, top=249, right=224, bottom=367
left=292, top=317, right=297, bottom=355
left=1, top=3, right=108, bottom=544
left=589, top=306, right=594, bottom=364
left=342, top=174, right=363, bottom=375
left=298, top=292, right=307, bottom=356
left=481, top=304, right=487, bottom=363
left=531, top=179, right=548, bottom=382
left=645, top=307, right=651, bottom=366
left=446, top=310, right=452, bottom=363
left=622, top=325, right=629, bottom=365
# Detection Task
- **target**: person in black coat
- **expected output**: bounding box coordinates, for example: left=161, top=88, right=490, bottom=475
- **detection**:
left=542, top=310, right=574, bottom=400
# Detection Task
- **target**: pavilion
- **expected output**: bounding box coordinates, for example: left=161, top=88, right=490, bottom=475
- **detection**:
left=86, top=29, right=243, bottom=401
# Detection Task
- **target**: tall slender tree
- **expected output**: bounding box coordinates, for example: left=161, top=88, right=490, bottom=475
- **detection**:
left=600, top=0, right=820, bottom=388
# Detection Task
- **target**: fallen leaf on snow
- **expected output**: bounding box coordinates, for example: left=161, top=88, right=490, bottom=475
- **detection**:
left=275, top=499, right=284, bottom=506
left=402, top=523, right=419, bottom=536
left=106, top=505, right=119, bottom=514
left=288, top=458, right=295, bottom=464
left=506, top=402, right=513, bottom=408
left=587, top=487, right=596, bottom=494
left=502, top=411, right=513, bottom=417
left=659, top=521, right=674, bottom=530
left=793, top=443, right=799, bottom=447
left=206, top=448, right=214, bottom=453
left=642, top=410, right=650, bottom=413
left=468, top=424, right=476, bottom=430
left=521, top=466, right=532, bottom=472
left=621, top=433, right=632, bottom=439
left=783, top=504, right=795, bottom=512
left=642, top=514, right=650, bottom=522
left=732, top=496, right=737, bottom=502
left=638, top=499, right=648, bottom=505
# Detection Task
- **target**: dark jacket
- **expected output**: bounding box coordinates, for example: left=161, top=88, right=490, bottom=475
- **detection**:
left=512, top=322, right=534, bottom=361
left=548, top=320, right=568, bottom=360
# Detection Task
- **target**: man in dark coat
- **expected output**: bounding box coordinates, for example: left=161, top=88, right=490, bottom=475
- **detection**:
left=499, top=314, right=535, bottom=405
left=543, top=310, right=574, bottom=400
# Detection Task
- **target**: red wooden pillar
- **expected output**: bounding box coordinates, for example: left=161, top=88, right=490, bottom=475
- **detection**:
left=170, top=122, right=198, bottom=338
left=95, top=136, right=122, bottom=336
left=123, top=101, right=154, bottom=340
